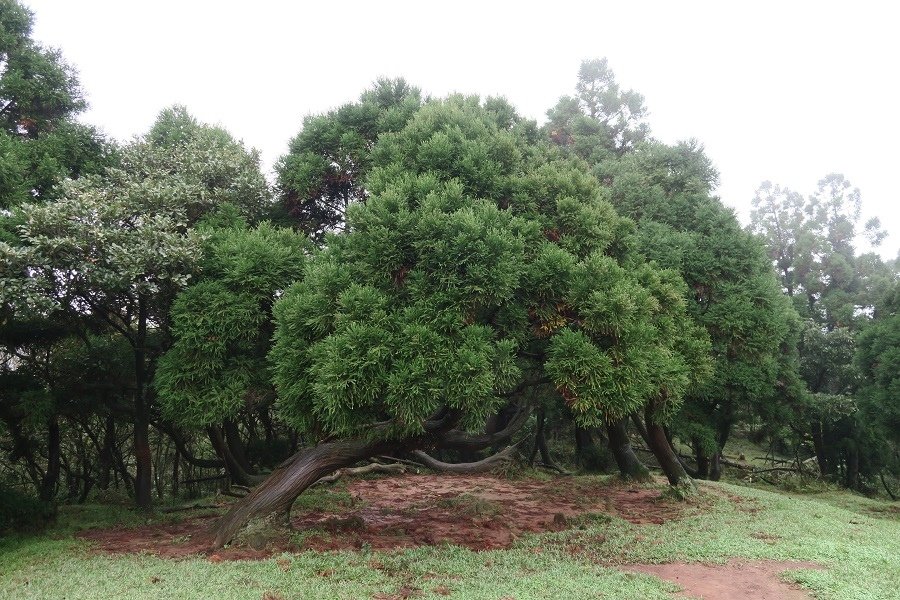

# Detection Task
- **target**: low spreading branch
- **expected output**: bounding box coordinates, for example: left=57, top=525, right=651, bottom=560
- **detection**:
left=412, top=444, right=519, bottom=474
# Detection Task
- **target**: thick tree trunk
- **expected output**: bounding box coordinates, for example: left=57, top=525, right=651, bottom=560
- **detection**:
left=134, top=418, right=152, bottom=509
left=606, top=418, right=651, bottom=481
left=574, top=426, right=602, bottom=471
left=224, top=419, right=255, bottom=476
left=207, top=437, right=392, bottom=548
left=645, top=406, right=694, bottom=490
left=39, top=416, right=61, bottom=502
left=693, top=440, right=710, bottom=480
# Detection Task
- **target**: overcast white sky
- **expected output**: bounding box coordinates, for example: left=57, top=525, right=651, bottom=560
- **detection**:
left=23, top=0, right=900, bottom=258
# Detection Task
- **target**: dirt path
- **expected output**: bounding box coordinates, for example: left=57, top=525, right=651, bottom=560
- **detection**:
left=78, top=473, right=689, bottom=558
left=623, top=560, right=823, bottom=600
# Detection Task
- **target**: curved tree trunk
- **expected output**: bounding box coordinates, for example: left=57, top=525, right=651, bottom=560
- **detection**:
left=209, top=426, right=264, bottom=487
left=606, top=418, right=651, bottom=481
left=644, top=405, right=695, bottom=491
left=224, top=419, right=255, bottom=476
left=207, top=437, right=393, bottom=548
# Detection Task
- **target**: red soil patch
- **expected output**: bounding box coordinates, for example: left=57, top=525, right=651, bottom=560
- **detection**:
left=623, top=560, right=823, bottom=600
left=78, top=474, right=689, bottom=559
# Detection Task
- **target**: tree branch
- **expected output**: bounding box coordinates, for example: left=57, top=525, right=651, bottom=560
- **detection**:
left=412, top=444, right=519, bottom=474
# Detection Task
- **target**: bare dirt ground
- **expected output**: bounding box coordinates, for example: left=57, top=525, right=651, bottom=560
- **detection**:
left=75, top=474, right=826, bottom=599
left=623, top=560, right=823, bottom=600
left=78, top=473, right=687, bottom=558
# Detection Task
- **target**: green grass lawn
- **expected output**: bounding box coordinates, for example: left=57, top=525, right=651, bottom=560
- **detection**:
left=1, top=479, right=896, bottom=600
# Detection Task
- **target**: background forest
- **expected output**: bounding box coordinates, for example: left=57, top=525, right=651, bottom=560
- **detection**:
left=1, top=0, right=898, bottom=542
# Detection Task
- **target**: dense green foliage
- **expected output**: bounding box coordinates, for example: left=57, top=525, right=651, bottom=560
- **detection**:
left=266, top=96, right=708, bottom=448
left=275, top=78, right=422, bottom=241
left=751, top=175, right=899, bottom=490
left=0, top=0, right=896, bottom=533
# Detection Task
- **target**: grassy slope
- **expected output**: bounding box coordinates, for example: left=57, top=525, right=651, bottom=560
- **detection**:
left=0, top=480, right=896, bottom=600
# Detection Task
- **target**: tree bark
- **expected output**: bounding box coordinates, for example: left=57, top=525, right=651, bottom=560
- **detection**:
left=436, top=402, right=532, bottom=452
left=207, top=437, right=393, bottom=548
left=693, top=440, right=710, bottom=480
left=209, top=425, right=264, bottom=486
left=645, top=405, right=694, bottom=490
left=606, top=418, right=651, bottom=481
left=412, top=445, right=518, bottom=474
left=224, top=419, right=255, bottom=476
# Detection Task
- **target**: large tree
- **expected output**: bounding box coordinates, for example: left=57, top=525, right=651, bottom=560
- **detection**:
left=206, top=94, right=707, bottom=546
left=751, top=175, right=896, bottom=488
left=606, top=141, right=798, bottom=480
left=155, top=219, right=309, bottom=485
left=546, top=61, right=795, bottom=481
left=0, top=106, right=269, bottom=508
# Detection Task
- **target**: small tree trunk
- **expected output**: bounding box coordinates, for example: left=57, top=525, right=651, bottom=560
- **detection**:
left=97, top=413, right=115, bottom=490
left=133, top=294, right=153, bottom=510
left=844, top=441, right=859, bottom=490
left=644, top=405, right=694, bottom=491
left=412, top=445, right=518, bottom=474
left=606, top=418, right=651, bottom=481
left=529, top=410, right=566, bottom=472
left=811, top=420, right=830, bottom=477
left=207, top=437, right=392, bottom=548
left=39, top=415, right=61, bottom=502
left=693, top=440, right=710, bottom=480
left=708, top=451, right=722, bottom=481
left=172, top=449, right=180, bottom=500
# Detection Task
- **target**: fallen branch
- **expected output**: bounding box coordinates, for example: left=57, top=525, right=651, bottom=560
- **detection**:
left=314, top=462, right=406, bottom=486
left=534, top=461, right=571, bottom=476
left=412, top=444, right=518, bottom=474
left=180, top=474, right=227, bottom=485
left=219, top=489, right=248, bottom=498
left=160, top=502, right=221, bottom=513
left=374, top=455, right=425, bottom=469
